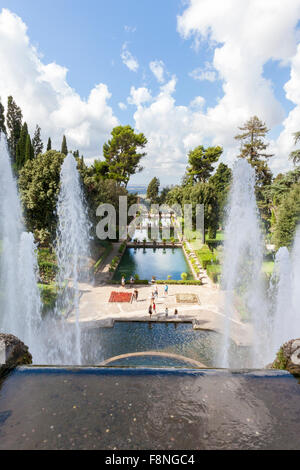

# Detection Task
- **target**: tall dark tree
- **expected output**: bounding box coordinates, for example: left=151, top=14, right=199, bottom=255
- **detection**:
left=235, top=115, right=273, bottom=187
left=6, top=96, right=22, bottom=162
left=0, top=97, right=6, bottom=135
left=32, top=125, right=43, bottom=157
left=16, top=122, right=29, bottom=170
left=209, top=163, right=232, bottom=221
left=103, top=125, right=147, bottom=187
left=61, top=135, right=68, bottom=155
left=147, top=177, right=160, bottom=204
left=186, top=145, right=223, bottom=183
left=47, top=137, right=52, bottom=151
left=25, top=134, right=34, bottom=162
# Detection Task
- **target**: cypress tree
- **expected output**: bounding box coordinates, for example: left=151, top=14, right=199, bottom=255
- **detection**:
left=25, top=134, right=33, bottom=162
left=0, top=97, right=6, bottom=135
left=16, top=122, right=28, bottom=170
left=47, top=137, right=52, bottom=151
left=6, top=96, right=22, bottom=163
left=32, top=125, right=43, bottom=157
left=61, top=135, right=68, bottom=155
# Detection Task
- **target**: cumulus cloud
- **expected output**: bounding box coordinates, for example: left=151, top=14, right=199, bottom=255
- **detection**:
left=149, top=60, right=165, bottom=83
left=189, top=62, right=217, bottom=82
left=177, top=0, right=300, bottom=173
left=121, top=42, right=139, bottom=72
left=127, top=86, right=152, bottom=106
left=0, top=8, right=118, bottom=158
left=118, top=102, right=127, bottom=110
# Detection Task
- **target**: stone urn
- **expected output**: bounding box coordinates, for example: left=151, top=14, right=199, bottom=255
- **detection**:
left=0, top=333, right=32, bottom=374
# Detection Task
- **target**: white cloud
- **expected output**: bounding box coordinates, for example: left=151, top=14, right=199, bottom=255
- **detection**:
left=177, top=0, right=300, bottom=174
left=149, top=60, right=165, bottom=83
left=127, top=86, right=152, bottom=106
left=124, top=25, right=136, bottom=33
left=189, top=62, right=217, bottom=82
left=118, top=102, right=127, bottom=110
left=0, top=8, right=118, bottom=158
left=121, top=42, right=139, bottom=72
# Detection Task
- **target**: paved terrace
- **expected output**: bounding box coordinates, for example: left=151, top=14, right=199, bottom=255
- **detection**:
left=68, top=282, right=253, bottom=348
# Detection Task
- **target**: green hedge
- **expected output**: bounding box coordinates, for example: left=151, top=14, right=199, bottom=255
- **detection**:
left=206, top=264, right=221, bottom=283
left=156, top=280, right=202, bottom=285
left=94, top=243, right=113, bottom=272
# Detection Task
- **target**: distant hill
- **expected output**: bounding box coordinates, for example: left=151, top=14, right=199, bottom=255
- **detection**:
left=127, top=185, right=147, bottom=195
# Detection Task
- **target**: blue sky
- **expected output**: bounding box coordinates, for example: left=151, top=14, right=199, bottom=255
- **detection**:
left=1, top=1, right=300, bottom=185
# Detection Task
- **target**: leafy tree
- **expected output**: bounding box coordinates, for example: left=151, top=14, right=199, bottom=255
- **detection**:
left=18, top=150, right=65, bottom=240
left=47, top=137, right=52, bottom=151
left=289, top=132, right=300, bottom=165
left=209, top=162, right=232, bottom=223
left=16, top=122, right=29, bottom=170
left=6, top=96, right=22, bottom=163
left=61, top=135, right=68, bottom=155
left=235, top=115, right=273, bottom=187
left=158, top=185, right=172, bottom=205
left=0, top=97, right=6, bottom=135
left=147, top=177, right=160, bottom=204
left=32, top=125, right=43, bottom=157
left=274, top=183, right=300, bottom=249
left=103, top=125, right=147, bottom=187
left=92, top=160, right=110, bottom=181
left=186, top=145, right=223, bottom=183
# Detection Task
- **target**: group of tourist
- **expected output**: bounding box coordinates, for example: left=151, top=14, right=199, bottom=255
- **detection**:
left=120, top=275, right=178, bottom=319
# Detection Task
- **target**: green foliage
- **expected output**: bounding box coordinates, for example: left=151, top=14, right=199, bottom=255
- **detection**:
left=289, top=131, right=300, bottom=165
left=273, top=183, right=300, bottom=249
left=155, top=280, right=203, bottom=285
left=186, top=145, right=223, bottom=183
left=47, top=137, right=52, bottom=151
left=272, top=347, right=288, bottom=370
left=0, top=97, right=6, bottom=135
left=32, top=125, right=43, bottom=157
left=16, top=122, right=29, bottom=170
left=147, top=177, right=160, bottom=204
left=103, top=125, right=147, bottom=187
left=61, top=135, right=68, bottom=156
left=38, top=283, right=58, bottom=315
left=37, top=248, right=58, bottom=284
left=206, top=264, right=221, bottom=283
left=181, top=272, right=188, bottom=280
left=93, top=243, right=113, bottom=272
left=6, top=96, right=22, bottom=163
left=18, top=150, right=65, bottom=238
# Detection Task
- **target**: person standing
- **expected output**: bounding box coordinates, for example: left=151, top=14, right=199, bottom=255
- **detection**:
left=148, top=304, right=152, bottom=317
left=152, top=301, right=156, bottom=314
left=165, top=306, right=168, bottom=318
left=121, top=276, right=126, bottom=288
left=154, top=285, right=158, bottom=298
left=134, top=288, right=138, bottom=301
left=164, top=284, right=168, bottom=296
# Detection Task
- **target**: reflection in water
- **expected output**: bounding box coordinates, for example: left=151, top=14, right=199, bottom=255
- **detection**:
left=113, top=247, right=192, bottom=281
left=0, top=368, right=299, bottom=450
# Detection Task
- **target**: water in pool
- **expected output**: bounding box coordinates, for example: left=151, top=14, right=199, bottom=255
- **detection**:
left=113, top=247, right=192, bottom=281
left=81, top=322, right=250, bottom=368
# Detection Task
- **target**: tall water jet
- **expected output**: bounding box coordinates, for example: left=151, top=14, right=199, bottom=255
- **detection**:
left=220, top=159, right=267, bottom=368
left=55, top=153, right=91, bottom=365
left=269, top=247, right=293, bottom=359
left=0, top=133, right=42, bottom=360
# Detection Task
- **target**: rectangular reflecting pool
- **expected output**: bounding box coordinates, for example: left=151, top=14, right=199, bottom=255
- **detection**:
left=0, top=367, right=300, bottom=450
left=113, top=247, right=192, bottom=281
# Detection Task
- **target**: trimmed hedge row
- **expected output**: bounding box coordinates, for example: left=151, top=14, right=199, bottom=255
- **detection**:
left=109, top=279, right=149, bottom=285
left=156, top=280, right=202, bottom=285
